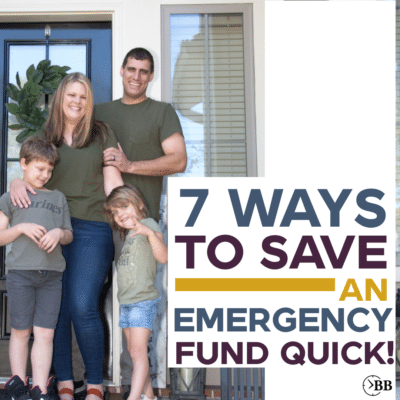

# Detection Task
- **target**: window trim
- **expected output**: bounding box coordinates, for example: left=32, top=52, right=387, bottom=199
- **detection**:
left=161, top=3, right=257, bottom=177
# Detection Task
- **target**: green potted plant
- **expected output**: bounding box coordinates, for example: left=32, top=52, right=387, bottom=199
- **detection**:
left=5, top=60, right=70, bottom=143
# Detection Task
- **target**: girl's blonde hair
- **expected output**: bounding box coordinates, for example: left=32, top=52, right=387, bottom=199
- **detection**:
left=44, top=72, right=106, bottom=148
left=104, top=185, right=148, bottom=239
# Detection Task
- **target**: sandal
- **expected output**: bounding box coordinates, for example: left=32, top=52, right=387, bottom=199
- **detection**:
left=86, top=388, right=104, bottom=400
left=58, top=387, right=74, bottom=400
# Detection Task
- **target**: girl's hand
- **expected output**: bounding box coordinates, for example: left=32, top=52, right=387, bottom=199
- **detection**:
left=129, top=218, right=152, bottom=238
left=130, top=219, right=168, bottom=264
left=10, top=178, right=36, bottom=208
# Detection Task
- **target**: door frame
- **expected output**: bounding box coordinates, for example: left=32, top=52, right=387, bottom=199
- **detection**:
left=0, top=5, right=123, bottom=388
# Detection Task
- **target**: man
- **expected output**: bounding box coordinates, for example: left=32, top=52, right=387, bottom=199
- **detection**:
left=96, top=47, right=186, bottom=398
left=97, top=47, right=186, bottom=221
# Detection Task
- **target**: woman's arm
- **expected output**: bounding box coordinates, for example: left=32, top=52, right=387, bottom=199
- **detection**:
left=9, top=178, right=36, bottom=208
left=103, top=165, right=124, bottom=196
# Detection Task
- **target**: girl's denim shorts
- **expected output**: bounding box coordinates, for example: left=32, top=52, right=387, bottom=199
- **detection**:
left=119, top=296, right=161, bottom=330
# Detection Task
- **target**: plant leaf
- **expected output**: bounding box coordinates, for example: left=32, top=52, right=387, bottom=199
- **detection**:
left=5, top=103, right=19, bottom=115
left=16, top=72, right=21, bottom=89
left=37, top=59, right=51, bottom=71
left=16, top=129, right=34, bottom=143
left=60, top=66, right=71, bottom=74
left=6, top=84, right=20, bottom=101
left=26, top=64, right=36, bottom=81
left=8, top=124, right=24, bottom=130
left=31, top=70, right=44, bottom=84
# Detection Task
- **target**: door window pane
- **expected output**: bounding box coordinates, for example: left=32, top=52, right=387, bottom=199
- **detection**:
left=50, top=44, right=87, bottom=73
left=6, top=43, right=88, bottom=189
left=9, top=45, right=46, bottom=85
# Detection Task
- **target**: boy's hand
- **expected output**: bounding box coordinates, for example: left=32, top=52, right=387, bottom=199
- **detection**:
left=19, top=223, right=47, bottom=245
left=39, top=228, right=62, bottom=253
left=10, top=178, right=36, bottom=208
left=129, top=219, right=153, bottom=238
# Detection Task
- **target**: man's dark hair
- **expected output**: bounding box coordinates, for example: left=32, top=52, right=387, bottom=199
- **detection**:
left=122, top=47, right=154, bottom=73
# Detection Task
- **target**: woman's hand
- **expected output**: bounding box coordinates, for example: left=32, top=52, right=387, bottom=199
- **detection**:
left=10, top=178, right=36, bottom=208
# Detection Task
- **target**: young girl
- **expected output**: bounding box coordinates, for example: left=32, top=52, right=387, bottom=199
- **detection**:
left=104, top=185, right=167, bottom=400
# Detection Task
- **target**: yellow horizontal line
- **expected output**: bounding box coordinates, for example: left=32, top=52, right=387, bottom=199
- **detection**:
left=175, top=278, right=335, bottom=292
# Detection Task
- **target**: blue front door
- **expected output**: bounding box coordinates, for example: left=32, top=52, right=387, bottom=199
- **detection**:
left=0, top=21, right=112, bottom=379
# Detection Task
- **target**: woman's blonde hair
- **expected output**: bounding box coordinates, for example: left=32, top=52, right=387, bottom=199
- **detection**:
left=104, top=185, right=148, bottom=239
left=43, top=72, right=106, bottom=148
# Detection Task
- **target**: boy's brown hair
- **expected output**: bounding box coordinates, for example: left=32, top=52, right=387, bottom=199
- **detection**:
left=20, top=137, right=59, bottom=166
left=104, top=184, right=148, bottom=239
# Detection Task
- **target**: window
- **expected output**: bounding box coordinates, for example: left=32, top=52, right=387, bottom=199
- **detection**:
left=161, top=4, right=257, bottom=177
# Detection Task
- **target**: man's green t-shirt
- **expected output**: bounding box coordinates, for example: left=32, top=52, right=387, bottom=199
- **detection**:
left=95, top=98, right=183, bottom=221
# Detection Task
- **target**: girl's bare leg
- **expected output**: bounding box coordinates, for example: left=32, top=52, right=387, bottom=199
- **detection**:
left=124, top=327, right=154, bottom=400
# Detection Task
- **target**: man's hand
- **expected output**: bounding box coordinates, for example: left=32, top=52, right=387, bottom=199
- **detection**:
left=38, top=228, right=63, bottom=253
left=103, top=134, right=187, bottom=177
left=103, top=143, right=131, bottom=173
left=10, top=179, right=36, bottom=208
left=18, top=223, right=47, bottom=245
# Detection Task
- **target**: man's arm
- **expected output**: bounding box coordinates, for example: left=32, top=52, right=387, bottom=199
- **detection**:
left=103, top=133, right=187, bottom=176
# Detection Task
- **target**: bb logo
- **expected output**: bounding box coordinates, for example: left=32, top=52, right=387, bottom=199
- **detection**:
left=363, top=375, right=392, bottom=396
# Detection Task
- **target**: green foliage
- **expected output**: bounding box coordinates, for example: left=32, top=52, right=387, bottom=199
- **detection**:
left=5, top=60, right=70, bottom=143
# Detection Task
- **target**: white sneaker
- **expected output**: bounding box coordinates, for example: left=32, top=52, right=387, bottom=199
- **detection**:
left=141, top=395, right=157, bottom=400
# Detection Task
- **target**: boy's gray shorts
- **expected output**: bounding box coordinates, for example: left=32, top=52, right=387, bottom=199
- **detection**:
left=6, top=269, right=63, bottom=330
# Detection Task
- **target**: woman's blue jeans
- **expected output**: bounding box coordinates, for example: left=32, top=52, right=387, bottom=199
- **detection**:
left=53, top=217, right=114, bottom=384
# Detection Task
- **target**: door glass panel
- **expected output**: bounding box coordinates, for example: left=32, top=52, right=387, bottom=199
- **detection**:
left=6, top=43, right=88, bottom=189
left=9, top=45, right=46, bottom=85
left=7, top=45, right=48, bottom=182
left=6, top=161, right=23, bottom=191
left=49, top=44, right=87, bottom=73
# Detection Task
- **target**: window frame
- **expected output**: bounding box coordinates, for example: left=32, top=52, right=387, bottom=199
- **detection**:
left=161, top=3, right=258, bottom=177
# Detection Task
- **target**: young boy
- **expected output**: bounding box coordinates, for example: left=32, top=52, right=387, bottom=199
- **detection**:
left=0, top=137, right=73, bottom=400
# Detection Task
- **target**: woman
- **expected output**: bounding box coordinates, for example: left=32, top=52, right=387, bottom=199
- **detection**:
left=10, top=73, right=124, bottom=400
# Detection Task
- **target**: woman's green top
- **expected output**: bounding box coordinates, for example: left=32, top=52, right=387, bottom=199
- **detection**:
left=36, top=127, right=118, bottom=222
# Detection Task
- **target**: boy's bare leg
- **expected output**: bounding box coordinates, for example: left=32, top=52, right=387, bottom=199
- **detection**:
left=124, top=327, right=155, bottom=400
left=9, top=327, right=31, bottom=380
left=31, top=326, right=54, bottom=393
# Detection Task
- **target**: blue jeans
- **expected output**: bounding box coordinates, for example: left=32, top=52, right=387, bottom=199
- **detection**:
left=53, top=217, right=114, bottom=384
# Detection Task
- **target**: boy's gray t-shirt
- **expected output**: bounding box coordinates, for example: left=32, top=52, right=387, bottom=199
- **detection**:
left=0, top=189, right=72, bottom=273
